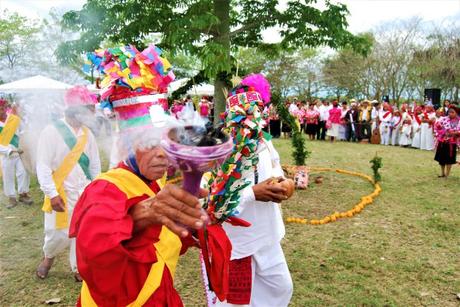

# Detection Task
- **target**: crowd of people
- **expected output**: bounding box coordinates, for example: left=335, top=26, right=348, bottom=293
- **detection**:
left=267, top=98, right=458, bottom=151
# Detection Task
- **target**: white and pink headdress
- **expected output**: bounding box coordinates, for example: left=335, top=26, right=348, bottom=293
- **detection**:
left=86, top=44, right=175, bottom=151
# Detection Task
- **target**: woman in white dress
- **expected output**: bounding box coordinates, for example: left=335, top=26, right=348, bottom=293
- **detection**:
left=390, top=110, right=402, bottom=145
left=411, top=107, right=422, bottom=149
left=399, top=118, right=413, bottom=147
left=420, top=106, right=436, bottom=150
left=338, top=101, right=348, bottom=141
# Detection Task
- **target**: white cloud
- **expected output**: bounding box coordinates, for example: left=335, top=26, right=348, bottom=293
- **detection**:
left=340, top=0, right=460, bottom=33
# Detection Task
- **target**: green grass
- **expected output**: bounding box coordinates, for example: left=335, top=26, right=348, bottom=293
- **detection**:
left=1, top=139, right=459, bottom=306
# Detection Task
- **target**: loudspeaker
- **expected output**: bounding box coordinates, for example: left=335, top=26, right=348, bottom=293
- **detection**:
left=424, top=88, right=441, bottom=107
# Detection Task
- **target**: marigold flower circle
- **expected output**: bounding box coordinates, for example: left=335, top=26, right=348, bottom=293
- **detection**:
left=285, top=167, right=381, bottom=226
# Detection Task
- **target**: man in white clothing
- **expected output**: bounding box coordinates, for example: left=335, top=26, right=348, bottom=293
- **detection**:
left=379, top=103, right=393, bottom=145
left=317, top=100, right=331, bottom=140
left=36, top=86, right=101, bottom=281
left=0, top=99, right=32, bottom=208
left=211, top=75, right=295, bottom=307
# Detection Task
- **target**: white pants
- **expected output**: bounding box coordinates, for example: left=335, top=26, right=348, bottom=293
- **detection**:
left=1, top=154, right=30, bottom=198
left=214, top=243, right=293, bottom=307
left=391, top=128, right=399, bottom=146
left=42, top=188, right=81, bottom=272
left=380, top=124, right=391, bottom=145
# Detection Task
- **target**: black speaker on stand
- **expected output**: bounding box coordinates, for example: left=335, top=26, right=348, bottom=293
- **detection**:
left=424, top=88, right=441, bottom=109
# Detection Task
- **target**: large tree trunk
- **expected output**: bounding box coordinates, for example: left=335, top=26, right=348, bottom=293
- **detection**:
left=213, top=0, right=231, bottom=125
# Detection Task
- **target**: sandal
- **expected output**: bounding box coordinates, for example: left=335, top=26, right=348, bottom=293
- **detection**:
left=36, top=258, right=54, bottom=279
left=437, top=175, right=445, bottom=178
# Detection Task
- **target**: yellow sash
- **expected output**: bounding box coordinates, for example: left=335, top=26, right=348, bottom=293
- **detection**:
left=80, top=168, right=182, bottom=307
left=41, top=127, right=89, bottom=229
left=0, top=114, right=20, bottom=146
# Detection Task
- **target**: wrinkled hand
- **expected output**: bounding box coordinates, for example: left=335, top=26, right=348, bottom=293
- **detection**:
left=50, top=196, right=65, bottom=212
left=130, top=184, right=208, bottom=238
left=253, top=177, right=288, bottom=203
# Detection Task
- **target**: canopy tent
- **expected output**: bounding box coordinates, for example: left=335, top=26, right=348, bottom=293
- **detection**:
left=186, top=83, right=214, bottom=96
left=168, top=78, right=215, bottom=97
left=0, top=75, right=73, bottom=92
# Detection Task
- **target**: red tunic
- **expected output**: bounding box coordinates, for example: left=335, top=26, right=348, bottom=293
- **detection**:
left=69, top=166, right=191, bottom=306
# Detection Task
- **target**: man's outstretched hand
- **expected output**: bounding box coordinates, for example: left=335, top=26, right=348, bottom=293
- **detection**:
left=130, top=184, right=208, bottom=238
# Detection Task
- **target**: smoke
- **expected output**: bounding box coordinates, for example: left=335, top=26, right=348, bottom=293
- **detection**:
left=112, top=102, right=212, bottom=164
left=11, top=90, right=107, bottom=174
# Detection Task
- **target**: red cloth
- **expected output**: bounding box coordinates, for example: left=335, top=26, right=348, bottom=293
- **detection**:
left=226, top=257, right=252, bottom=304
left=197, top=224, right=232, bottom=302
left=69, top=166, right=190, bottom=307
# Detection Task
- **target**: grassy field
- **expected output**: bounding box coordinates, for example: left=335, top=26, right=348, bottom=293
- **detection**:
left=1, top=139, right=459, bottom=306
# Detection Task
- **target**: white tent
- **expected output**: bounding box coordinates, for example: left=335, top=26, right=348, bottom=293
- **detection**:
left=0, top=75, right=73, bottom=92
left=168, top=78, right=215, bottom=97
left=186, top=83, right=214, bottom=96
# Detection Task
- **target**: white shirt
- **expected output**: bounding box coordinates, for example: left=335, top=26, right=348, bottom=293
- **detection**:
left=371, top=107, right=379, bottom=120
left=288, top=103, right=299, bottom=115
left=379, top=110, right=392, bottom=124
left=223, top=140, right=285, bottom=259
left=318, top=104, right=332, bottom=121
left=36, top=119, right=101, bottom=199
left=391, top=116, right=401, bottom=128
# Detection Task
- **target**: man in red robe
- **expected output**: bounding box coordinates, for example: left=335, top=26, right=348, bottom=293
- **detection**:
left=70, top=44, right=207, bottom=306
left=70, top=146, right=207, bottom=306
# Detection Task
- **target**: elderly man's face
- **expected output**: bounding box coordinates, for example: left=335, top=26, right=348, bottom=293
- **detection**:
left=135, top=146, right=169, bottom=181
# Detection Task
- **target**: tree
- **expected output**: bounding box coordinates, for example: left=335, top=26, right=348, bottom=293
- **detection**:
left=0, top=10, right=40, bottom=70
left=410, top=24, right=460, bottom=101
left=59, top=0, right=369, bottom=122
left=264, top=48, right=323, bottom=100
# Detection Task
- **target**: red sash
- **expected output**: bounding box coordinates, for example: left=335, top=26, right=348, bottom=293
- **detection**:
left=414, top=113, right=421, bottom=125
left=197, top=217, right=250, bottom=303
left=226, top=257, right=252, bottom=304
left=383, top=111, right=392, bottom=119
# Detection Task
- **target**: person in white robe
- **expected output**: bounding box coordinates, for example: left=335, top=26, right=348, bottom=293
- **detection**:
left=420, top=107, right=436, bottom=151
left=210, top=77, right=294, bottom=307
left=0, top=100, right=32, bottom=208
left=36, top=87, right=101, bottom=281
left=379, top=103, right=392, bottom=145
left=338, top=101, right=349, bottom=140
left=212, top=140, right=293, bottom=307
left=399, top=118, right=413, bottom=147
left=411, top=107, right=423, bottom=149
left=390, top=110, right=402, bottom=146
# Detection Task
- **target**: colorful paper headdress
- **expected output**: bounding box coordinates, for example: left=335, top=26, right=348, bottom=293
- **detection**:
left=65, top=86, right=98, bottom=107
left=86, top=44, right=174, bottom=134
left=0, top=98, right=8, bottom=107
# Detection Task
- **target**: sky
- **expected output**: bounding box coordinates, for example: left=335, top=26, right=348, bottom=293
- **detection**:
left=1, top=0, right=459, bottom=34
